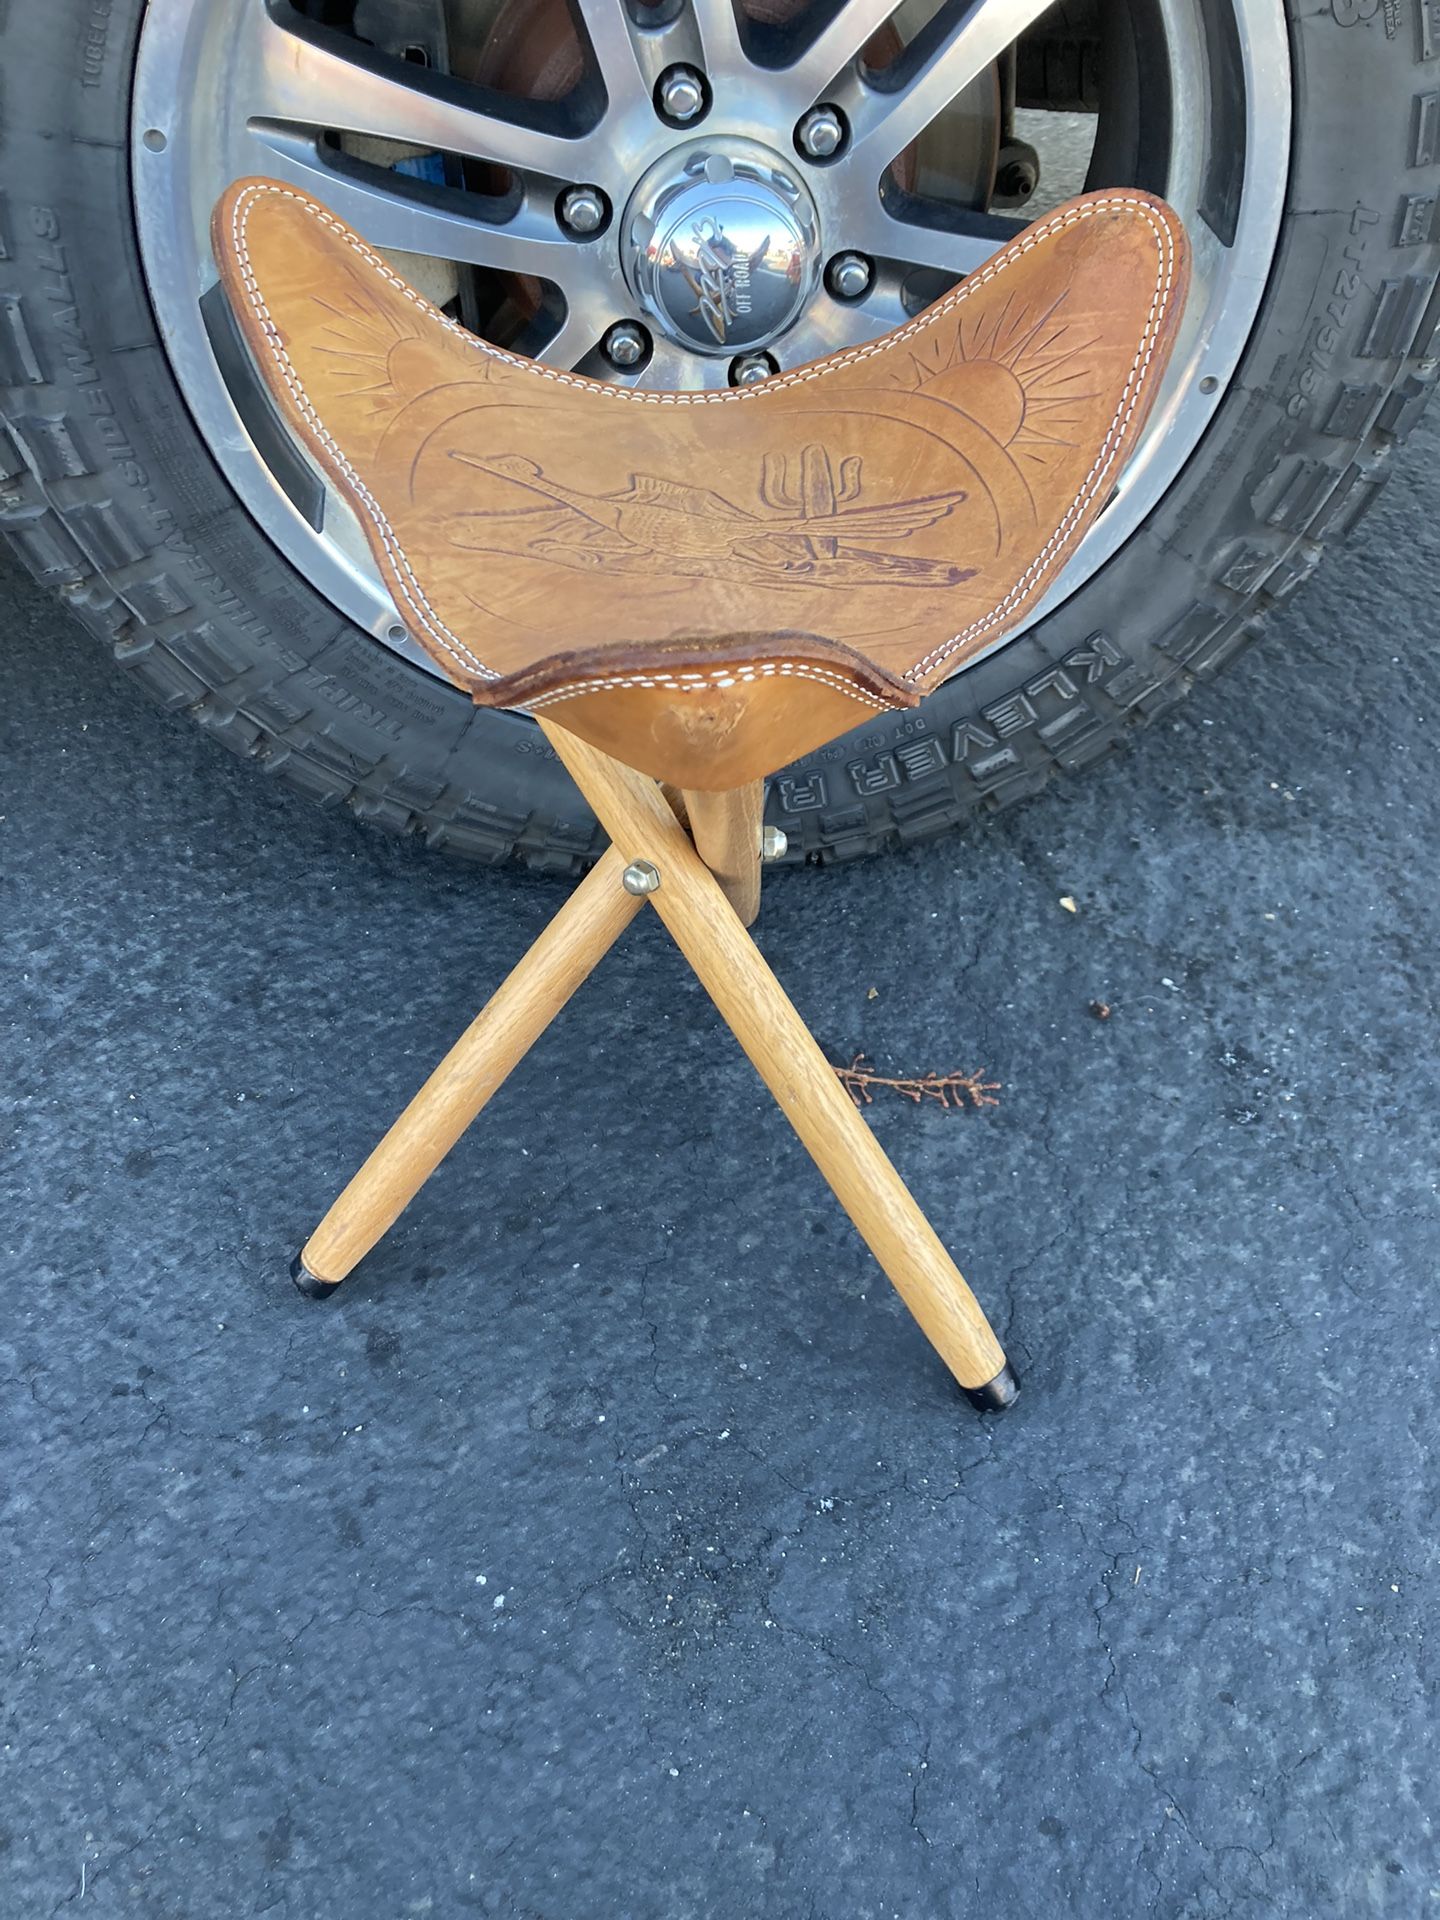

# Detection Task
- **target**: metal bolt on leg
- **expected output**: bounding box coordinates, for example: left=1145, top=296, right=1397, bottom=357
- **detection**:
left=622, top=860, right=662, bottom=897
left=559, top=185, right=608, bottom=235
left=796, top=105, right=845, bottom=159
left=603, top=321, right=650, bottom=369
left=762, top=826, right=788, bottom=860
left=657, top=65, right=706, bottom=123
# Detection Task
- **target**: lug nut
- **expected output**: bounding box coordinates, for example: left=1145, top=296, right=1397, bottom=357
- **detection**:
left=796, top=105, right=846, bottom=160
left=559, top=185, right=608, bottom=235
left=762, top=826, right=788, bottom=860
left=657, top=64, right=706, bottom=123
left=603, top=321, right=650, bottom=369
left=827, top=251, right=873, bottom=299
left=730, top=351, right=778, bottom=387
left=622, top=860, right=662, bottom=897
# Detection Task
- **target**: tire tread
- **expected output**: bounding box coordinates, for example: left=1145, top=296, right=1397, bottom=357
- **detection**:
left=2, top=1, right=1438, bottom=870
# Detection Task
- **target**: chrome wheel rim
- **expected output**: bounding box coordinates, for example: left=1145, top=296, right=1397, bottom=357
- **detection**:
left=131, top=0, right=1290, bottom=680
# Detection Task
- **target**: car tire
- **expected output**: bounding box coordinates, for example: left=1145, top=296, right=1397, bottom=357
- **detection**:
left=2, top=0, right=1437, bottom=869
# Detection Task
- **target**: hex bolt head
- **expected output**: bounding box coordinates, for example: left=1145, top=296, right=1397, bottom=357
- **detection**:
left=730, top=351, right=778, bottom=387
left=796, top=105, right=846, bottom=159
left=827, top=251, right=873, bottom=299
left=762, top=826, right=788, bottom=860
left=559, top=185, right=608, bottom=235
left=603, top=321, right=650, bottom=369
left=622, top=860, right=662, bottom=896
left=657, top=65, right=706, bottom=123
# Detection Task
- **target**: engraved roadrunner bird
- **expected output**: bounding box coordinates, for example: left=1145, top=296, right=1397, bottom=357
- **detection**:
left=444, top=445, right=978, bottom=589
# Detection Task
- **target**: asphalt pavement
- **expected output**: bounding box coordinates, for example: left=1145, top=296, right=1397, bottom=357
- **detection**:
left=3, top=412, right=1438, bottom=1918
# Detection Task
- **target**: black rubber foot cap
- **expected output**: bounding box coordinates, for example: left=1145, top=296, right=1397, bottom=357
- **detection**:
left=963, top=1362, right=1021, bottom=1414
left=290, top=1253, right=342, bottom=1301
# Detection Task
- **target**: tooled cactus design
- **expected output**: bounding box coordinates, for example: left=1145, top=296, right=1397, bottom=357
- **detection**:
left=759, top=446, right=865, bottom=559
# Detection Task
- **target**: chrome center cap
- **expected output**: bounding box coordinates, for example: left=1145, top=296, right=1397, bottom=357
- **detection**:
left=623, top=140, right=821, bottom=357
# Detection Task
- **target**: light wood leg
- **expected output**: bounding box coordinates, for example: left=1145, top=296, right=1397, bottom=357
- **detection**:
left=540, top=723, right=1015, bottom=1403
left=682, top=782, right=765, bottom=925
left=294, top=845, right=642, bottom=1294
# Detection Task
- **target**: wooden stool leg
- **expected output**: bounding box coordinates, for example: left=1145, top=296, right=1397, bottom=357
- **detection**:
left=540, top=723, right=1016, bottom=1408
left=292, top=845, right=642, bottom=1296
left=682, top=783, right=765, bottom=925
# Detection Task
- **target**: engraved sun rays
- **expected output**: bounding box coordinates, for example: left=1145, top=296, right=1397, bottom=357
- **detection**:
left=303, top=274, right=440, bottom=427
left=885, top=285, right=1102, bottom=466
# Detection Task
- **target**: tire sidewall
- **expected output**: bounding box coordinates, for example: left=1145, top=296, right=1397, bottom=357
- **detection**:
left=771, top=3, right=1440, bottom=854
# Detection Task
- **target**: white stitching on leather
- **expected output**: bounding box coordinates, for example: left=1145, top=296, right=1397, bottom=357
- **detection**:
left=519, top=657, right=896, bottom=713
left=227, top=181, right=1175, bottom=699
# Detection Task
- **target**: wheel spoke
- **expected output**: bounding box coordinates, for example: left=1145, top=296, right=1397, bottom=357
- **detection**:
left=847, top=201, right=1023, bottom=277
left=842, top=0, right=1056, bottom=169
left=246, top=127, right=593, bottom=284
left=535, top=294, right=620, bottom=371
left=780, top=0, right=905, bottom=106
left=240, top=5, right=602, bottom=182
left=686, top=0, right=747, bottom=72
left=576, top=2, right=656, bottom=118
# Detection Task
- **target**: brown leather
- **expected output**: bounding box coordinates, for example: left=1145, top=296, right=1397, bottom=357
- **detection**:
left=213, top=177, right=1189, bottom=789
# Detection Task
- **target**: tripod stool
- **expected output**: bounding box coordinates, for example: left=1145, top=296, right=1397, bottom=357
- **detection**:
left=213, top=177, right=1188, bottom=1412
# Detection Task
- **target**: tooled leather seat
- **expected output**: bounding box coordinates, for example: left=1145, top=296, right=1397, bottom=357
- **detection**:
left=213, top=178, right=1189, bottom=791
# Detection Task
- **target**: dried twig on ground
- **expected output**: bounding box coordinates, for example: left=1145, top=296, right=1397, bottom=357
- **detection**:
left=833, top=1053, right=1000, bottom=1111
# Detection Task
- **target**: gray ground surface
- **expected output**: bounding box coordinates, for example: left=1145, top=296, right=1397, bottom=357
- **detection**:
left=4, top=413, right=1439, bottom=1920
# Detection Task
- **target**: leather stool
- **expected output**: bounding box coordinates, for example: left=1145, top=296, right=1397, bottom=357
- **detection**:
left=213, top=177, right=1188, bottom=1412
